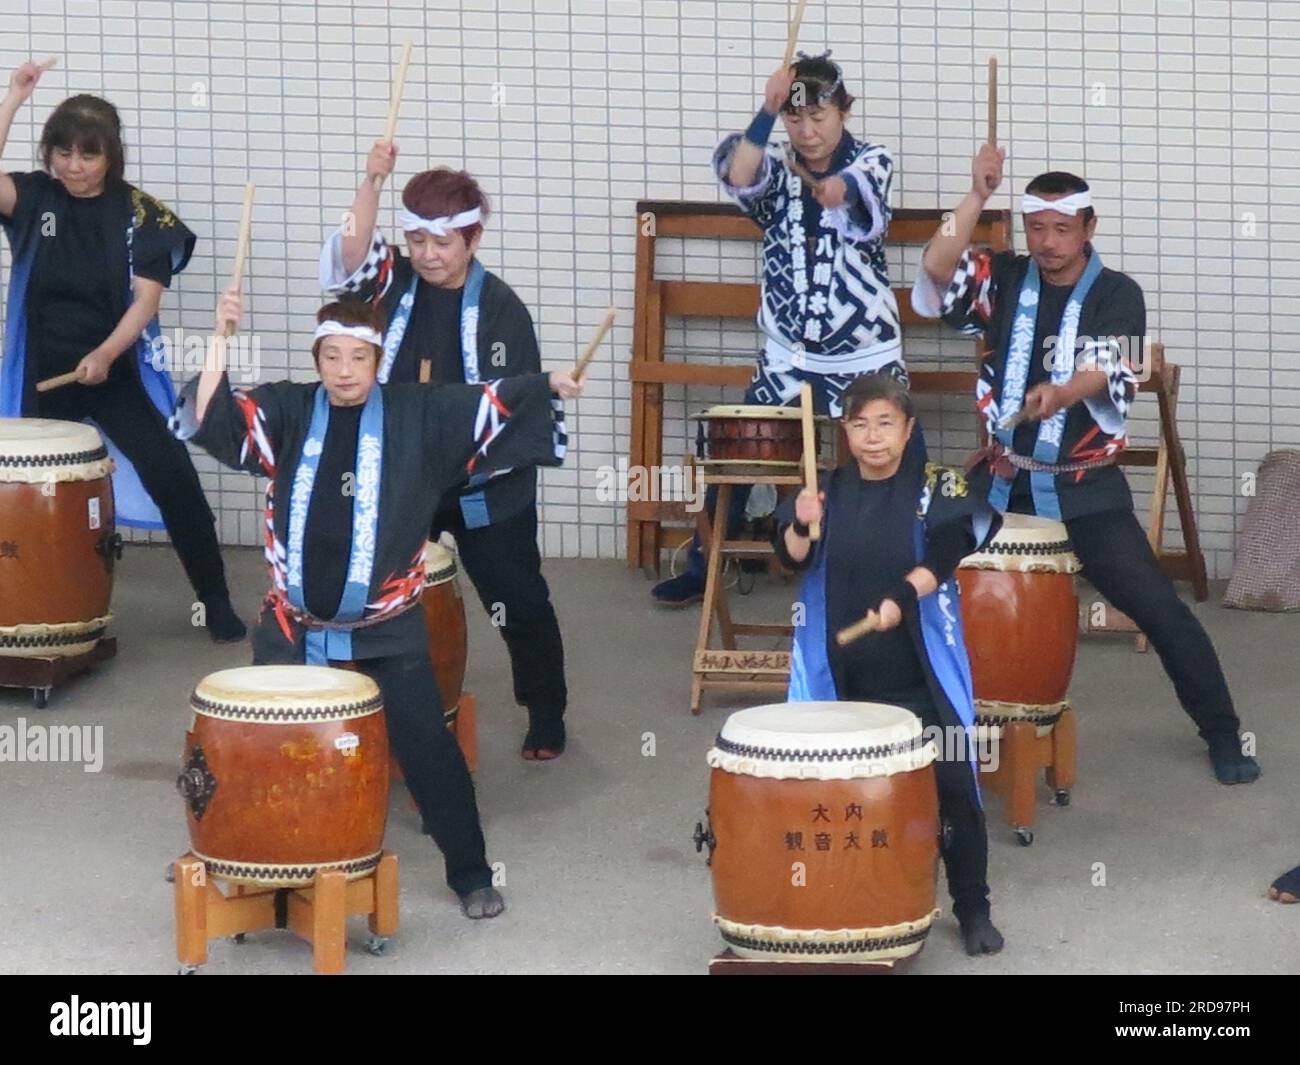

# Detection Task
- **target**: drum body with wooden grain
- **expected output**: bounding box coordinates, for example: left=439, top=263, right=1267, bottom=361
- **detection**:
left=422, top=540, right=467, bottom=719
left=178, top=666, right=390, bottom=887
left=702, top=702, right=940, bottom=964
left=957, top=513, right=1081, bottom=711
left=0, top=418, right=117, bottom=658
left=692, top=405, right=806, bottom=465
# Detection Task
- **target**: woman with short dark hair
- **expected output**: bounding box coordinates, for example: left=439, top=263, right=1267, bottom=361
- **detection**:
left=773, top=374, right=1006, bottom=956
left=319, top=142, right=571, bottom=760
left=0, top=61, right=244, bottom=641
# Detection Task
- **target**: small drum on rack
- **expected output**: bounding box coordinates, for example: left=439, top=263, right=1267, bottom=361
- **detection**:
left=178, top=665, right=390, bottom=887
left=697, top=702, right=940, bottom=965
left=422, top=539, right=467, bottom=720
left=0, top=417, right=119, bottom=658
left=957, top=513, right=1082, bottom=714
left=691, top=405, right=809, bottom=467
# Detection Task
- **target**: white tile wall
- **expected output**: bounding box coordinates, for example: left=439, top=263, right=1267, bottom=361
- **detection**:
left=2, top=0, right=1296, bottom=578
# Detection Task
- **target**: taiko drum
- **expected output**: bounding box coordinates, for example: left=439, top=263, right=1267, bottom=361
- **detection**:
left=693, top=404, right=806, bottom=465
left=422, top=540, right=467, bottom=719
left=0, top=417, right=118, bottom=658
left=178, top=666, right=390, bottom=887
left=699, top=702, right=940, bottom=965
left=956, top=513, right=1082, bottom=708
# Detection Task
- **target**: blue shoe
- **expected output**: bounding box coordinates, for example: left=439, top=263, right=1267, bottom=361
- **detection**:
left=652, top=571, right=705, bottom=607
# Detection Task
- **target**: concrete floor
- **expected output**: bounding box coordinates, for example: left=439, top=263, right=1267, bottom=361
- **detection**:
left=0, top=544, right=1296, bottom=975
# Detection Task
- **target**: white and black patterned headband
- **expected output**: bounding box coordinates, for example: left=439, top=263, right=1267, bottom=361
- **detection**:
left=792, top=49, right=845, bottom=104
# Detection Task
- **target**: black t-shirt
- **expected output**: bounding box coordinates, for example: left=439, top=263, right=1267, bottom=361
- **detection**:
left=303, top=403, right=363, bottom=620
left=386, top=281, right=464, bottom=385
left=21, top=180, right=173, bottom=379
left=823, top=473, right=929, bottom=703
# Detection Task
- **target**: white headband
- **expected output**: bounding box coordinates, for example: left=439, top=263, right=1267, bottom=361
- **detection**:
left=313, top=320, right=384, bottom=347
left=398, top=206, right=483, bottom=235
left=1021, top=190, right=1093, bottom=216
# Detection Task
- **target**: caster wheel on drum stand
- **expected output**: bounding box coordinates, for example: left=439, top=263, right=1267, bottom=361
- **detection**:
left=177, top=964, right=200, bottom=975
left=1052, top=789, right=1071, bottom=807
left=1015, top=827, right=1034, bottom=847
left=164, top=862, right=175, bottom=884
left=366, top=935, right=389, bottom=956
left=32, top=687, right=50, bottom=709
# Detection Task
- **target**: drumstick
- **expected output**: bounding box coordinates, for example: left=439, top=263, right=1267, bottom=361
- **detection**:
left=37, top=56, right=58, bottom=73
left=997, top=407, right=1035, bottom=431
left=835, top=610, right=882, bottom=647
left=36, top=369, right=83, bottom=393
left=799, top=383, right=820, bottom=541
left=782, top=0, right=809, bottom=68
left=987, top=56, right=998, bottom=147
left=784, top=147, right=823, bottom=192
left=572, top=306, right=617, bottom=381
left=223, top=182, right=256, bottom=340
left=373, top=41, right=413, bottom=190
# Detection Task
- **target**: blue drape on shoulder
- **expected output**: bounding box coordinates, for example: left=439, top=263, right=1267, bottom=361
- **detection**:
left=0, top=176, right=195, bottom=527
left=788, top=433, right=999, bottom=735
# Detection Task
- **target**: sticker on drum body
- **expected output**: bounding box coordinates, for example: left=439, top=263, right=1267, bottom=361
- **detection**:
left=88, top=498, right=101, bottom=530
left=334, top=732, right=360, bottom=756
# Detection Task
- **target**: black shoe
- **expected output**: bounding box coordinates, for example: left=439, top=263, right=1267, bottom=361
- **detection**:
left=959, top=913, right=1005, bottom=956
left=459, top=886, right=506, bottom=919
left=1207, top=734, right=1261, bottom=785
left=203, top=595, right=247, bottom=643
left=651, top=571, right=705, bottom=607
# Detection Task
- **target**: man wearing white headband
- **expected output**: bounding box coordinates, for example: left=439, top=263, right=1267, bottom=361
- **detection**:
left=170, top=289, right=584, bottom=919
left=911, top=144, right=1260, bottom=787
left=317, top=143, right=573, bottom=762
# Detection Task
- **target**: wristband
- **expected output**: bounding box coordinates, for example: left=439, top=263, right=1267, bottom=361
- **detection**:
left=790, top=518, right=811, bottom=538
left=744, top=108, right=778, bottom=147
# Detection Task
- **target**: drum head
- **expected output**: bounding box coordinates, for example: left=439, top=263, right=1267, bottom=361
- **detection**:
left=0, top=417, right=111, bottom=483
left=962, top=513, right=1080, bottom=573
left=689, top=404, right=804, bottom=421
left=423, top=540, right=458, bottom=584
left=709, top=701, right=934, bottom=780
left=192, top=665, right=382, bottom=723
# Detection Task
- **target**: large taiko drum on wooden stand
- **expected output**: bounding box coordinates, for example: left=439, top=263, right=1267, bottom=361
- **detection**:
left=422, top=539, right=467, bottom=720
left=691, top=405, right=807, bottom=465
left=178, top=666, right=390, bottom=887
left=957, top=513, right=1082, bottom=713
left=0, top=417, right=118, bottom=658
left=697, top=702, right=940, bottom=965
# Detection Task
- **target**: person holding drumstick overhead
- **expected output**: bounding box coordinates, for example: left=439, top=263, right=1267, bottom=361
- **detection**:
left=0, top=59, right=245, bottom=641
left=773, top=374, right=1005, bottom=956
left=172, top=287, right=583, bottom=917
left=911, top=142, right=1260, bottom=786
left=319, top=142, right=573, bottom=761
left=653, top=50, right=906, bottom=607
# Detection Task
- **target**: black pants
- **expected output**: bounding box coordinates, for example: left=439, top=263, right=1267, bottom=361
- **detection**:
left=38, top=373, right=230, bottom=602
left=837, top=672, right=991, bottom=924
left=1063, top=507, right=1240, bottom=742
left=345, top=652, right=493, bottom=896
left=433, top=502, right=567, bottom=738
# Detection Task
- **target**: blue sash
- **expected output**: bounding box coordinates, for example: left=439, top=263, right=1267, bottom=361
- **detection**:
left=0, top=213, right=177, bottom=528
left=988, top=251, right=1103, bottom=519
left=377, top=258, right=485, bottom=384
left=284, top=385, right=385, bottom=664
